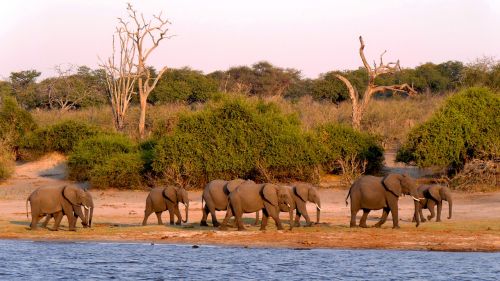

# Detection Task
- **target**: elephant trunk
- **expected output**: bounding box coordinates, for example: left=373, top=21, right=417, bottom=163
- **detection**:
left=413, top=200, right=420, bottom=227
left=315, top=200, right=321, bottom=224
left=289, top=209, right=294, bottom=230
left=182, top=202, right=189, bottom=223
left=447, top=196, right=453, bottom=219
left=83, top=206, right=90, bottom=227
left=89, top=207, right=94, bottom=228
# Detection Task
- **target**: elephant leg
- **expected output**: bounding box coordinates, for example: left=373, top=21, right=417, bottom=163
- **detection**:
left=260, top=209, right=269, bottom=231
left=167, top=206, right=175, bottom=225
left=30, top=211, right=42, bottom=230
left=200, top=205, right=209, bottom=226
left=219, top=208, right=233, bottom=230
left=41, top=214, right=52, bottom=228
left=155, top=212, right=163, bottom=225
left=269, top=207, right=283, bottom=230
left=436, top=201, right=443, bottom=222
left=427, top=201, right=436, bottom=221
left=350, top=207, right=359, bottom=228
left=359, top=209, right=370, bottom=228
left=253, top=211, right=260, bottom=226
left=419, top=206, right=426, bottom=222
left=174, top=205, right=182, bottom=225
left=294, top=210, right=301, bottom=227
left=388, top=201, right=400, bottom=229
left=142, top=208, right=153, bottom=226
left=50, top=212, right=64, bottom=231
left=373, top=208, right=390, bottom=228
left=297, top=202, right=311, bottom=226
left=206, top=201, right=219, bottom=227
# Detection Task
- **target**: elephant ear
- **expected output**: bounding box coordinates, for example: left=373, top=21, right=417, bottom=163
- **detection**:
left=428, top=186, right=442, bottom=202
left=294, top=184, right=309, bottom=202
left=63, top=186, right=82, bottom=205
left=382, top=174, right=402, bottom=197
left=162, top=186, right=177, bottom=203
left=262, top=184, right=279, bottom=206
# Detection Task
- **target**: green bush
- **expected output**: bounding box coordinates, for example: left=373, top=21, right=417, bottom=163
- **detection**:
left=315, top=123, right=384, bottom=174
left=151, top=97, right=384, bottom=187
left=0, top=144, right=15, bottom=181
left=68, top=134, right=136, bottom=181
left=89, top=153, right=143, bottom=189
left=20, top=120, right=101, bottom=159
left=397, top=87, right=500, bottom=169
left=152, top=98, right=321, bottom=186
left=0, top=96, right=37, bottom=150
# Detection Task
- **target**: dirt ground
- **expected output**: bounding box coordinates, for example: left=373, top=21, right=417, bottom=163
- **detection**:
left=1, top=153, right=499, bottom=252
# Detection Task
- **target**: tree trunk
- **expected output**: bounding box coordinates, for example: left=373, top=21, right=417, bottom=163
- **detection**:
left=139, top=93, right=147, bottom=138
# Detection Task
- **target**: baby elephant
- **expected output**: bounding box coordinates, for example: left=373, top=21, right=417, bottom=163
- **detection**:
left=416, top=184, right=453, bottom=222
left=142, top=186, right=189, bottom=226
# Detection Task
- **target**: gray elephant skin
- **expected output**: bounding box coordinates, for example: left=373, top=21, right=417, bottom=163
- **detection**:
left=289, top=183, right=321, bottom=226
left=221, top=181, right=294, bottom=231
left=142, top=186, right=189, bottom=226
left=200, top=179, right=259, bottom=227
left=346, top=174, right=421, bottom=228
left=26, top=185, right=94, bottom=231
left=416, top=184, right=452, bottom=222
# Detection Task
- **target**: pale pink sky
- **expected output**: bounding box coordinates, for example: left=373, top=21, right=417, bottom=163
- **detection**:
left=1, top=0, right=499, bottom=80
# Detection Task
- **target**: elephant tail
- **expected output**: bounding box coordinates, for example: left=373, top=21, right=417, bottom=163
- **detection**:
left=201, top=196, right=204, bottom=210
left=345, top=188, right=352, bottom=207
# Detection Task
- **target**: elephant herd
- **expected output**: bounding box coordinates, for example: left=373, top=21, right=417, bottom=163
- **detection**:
left=25, top=173, right=452, bottom=232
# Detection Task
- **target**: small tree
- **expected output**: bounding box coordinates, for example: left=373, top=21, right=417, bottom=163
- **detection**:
left=100, top=28, right=137, bottom=131
left=119, top=3, right=171, bottom=138
left=336, top=36, right=417, bottom=130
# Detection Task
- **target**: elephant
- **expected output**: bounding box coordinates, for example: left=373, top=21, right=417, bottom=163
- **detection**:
left=289, top=183, right=321, bottom=227
left=415, top=184, right=453, bottom=222
left=142, top=186, right=189, bottom=226
left=200, top=179, right=258, bottom=227
left=220, top=181, right=294, bottom=231
left=345, top=173, right=421, bottom=229
left=39, top=188, right=94, bottom=229
left=26, top=185, right=94, bottom=231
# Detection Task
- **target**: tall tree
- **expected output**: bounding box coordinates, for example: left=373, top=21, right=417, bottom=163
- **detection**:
left=335, top=36, right=417, bottom=130
left=119, top=3, right=171, bottom=138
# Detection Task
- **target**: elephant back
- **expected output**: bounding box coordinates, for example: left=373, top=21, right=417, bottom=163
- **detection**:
left=32, top=186, right=66, bottom=214
left=149, top=187, right=168, bottom=212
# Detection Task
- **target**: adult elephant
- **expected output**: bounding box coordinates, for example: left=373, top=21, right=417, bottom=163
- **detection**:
left=290, top=183, right=321, bottom=227
left=220, top=182, right=294, bottom=231
left=26, top=185, right=94, bottom=231
left=346, top=173, right=421, bottom=229
left=41, top=189, right=94, bottom=228
left=200, top=179, right=258, bottom=227
left=142, top=186, right=189, bottom=226
left=416, top=184, right=452, bottom=222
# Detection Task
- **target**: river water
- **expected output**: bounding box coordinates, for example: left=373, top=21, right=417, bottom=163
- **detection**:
left=0, top=240, right=499, bottom=280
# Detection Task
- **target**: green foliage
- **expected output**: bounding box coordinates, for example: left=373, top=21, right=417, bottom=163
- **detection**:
left=68, top=134, right=137, bottom=182
left=150, top=67, right=218, bottom=104
left=89, top=153, right=143, bottom=189
left=0, top=144, right=15, bottom=181
left=20, top=120, right=101, bottom=158
left=0, top=95, right=37, bottom=149
left=151, top=97, right=384, bottom=187
left=151, top=98, right=321, bottom=185
left=315, top=123, right=384, bottom=173
left=397, top=87, right=500, bottom=169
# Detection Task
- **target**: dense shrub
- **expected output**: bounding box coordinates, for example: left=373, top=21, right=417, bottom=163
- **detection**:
left=151, top=98, right=384, bottom=187
left=89, top=153, right=143, bottom=189
left=315, top=124, right=384, bottom=174
left=20, top=120, right=101, bottom=159
left=68, top=134, right=136, bottom=181
left=0, top=96, right=37, bottom=150
left=0, top=144, right=15, bottom=181
left=397, top=87, right=500, bottom=169
left=151, top=98, right=321, bottom=186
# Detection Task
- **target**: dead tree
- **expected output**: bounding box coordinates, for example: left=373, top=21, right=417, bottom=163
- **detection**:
left=336, top=36, right=417, bottom=130
left=100, top=30, right=137, bottom=131
left=119, top=3, right=171, bottom=138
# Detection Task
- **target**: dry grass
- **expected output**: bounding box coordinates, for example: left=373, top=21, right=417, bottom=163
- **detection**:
left=31, top=94, right=446, bottom=146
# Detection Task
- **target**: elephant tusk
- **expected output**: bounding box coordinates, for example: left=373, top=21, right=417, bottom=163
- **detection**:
left=286, top=203, right=290, bottom=208
left=315, top=203, right=321, bottom=211
left=411, top=196, right=420, bottom=202
left=83, top=205, right=90, bottom=210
